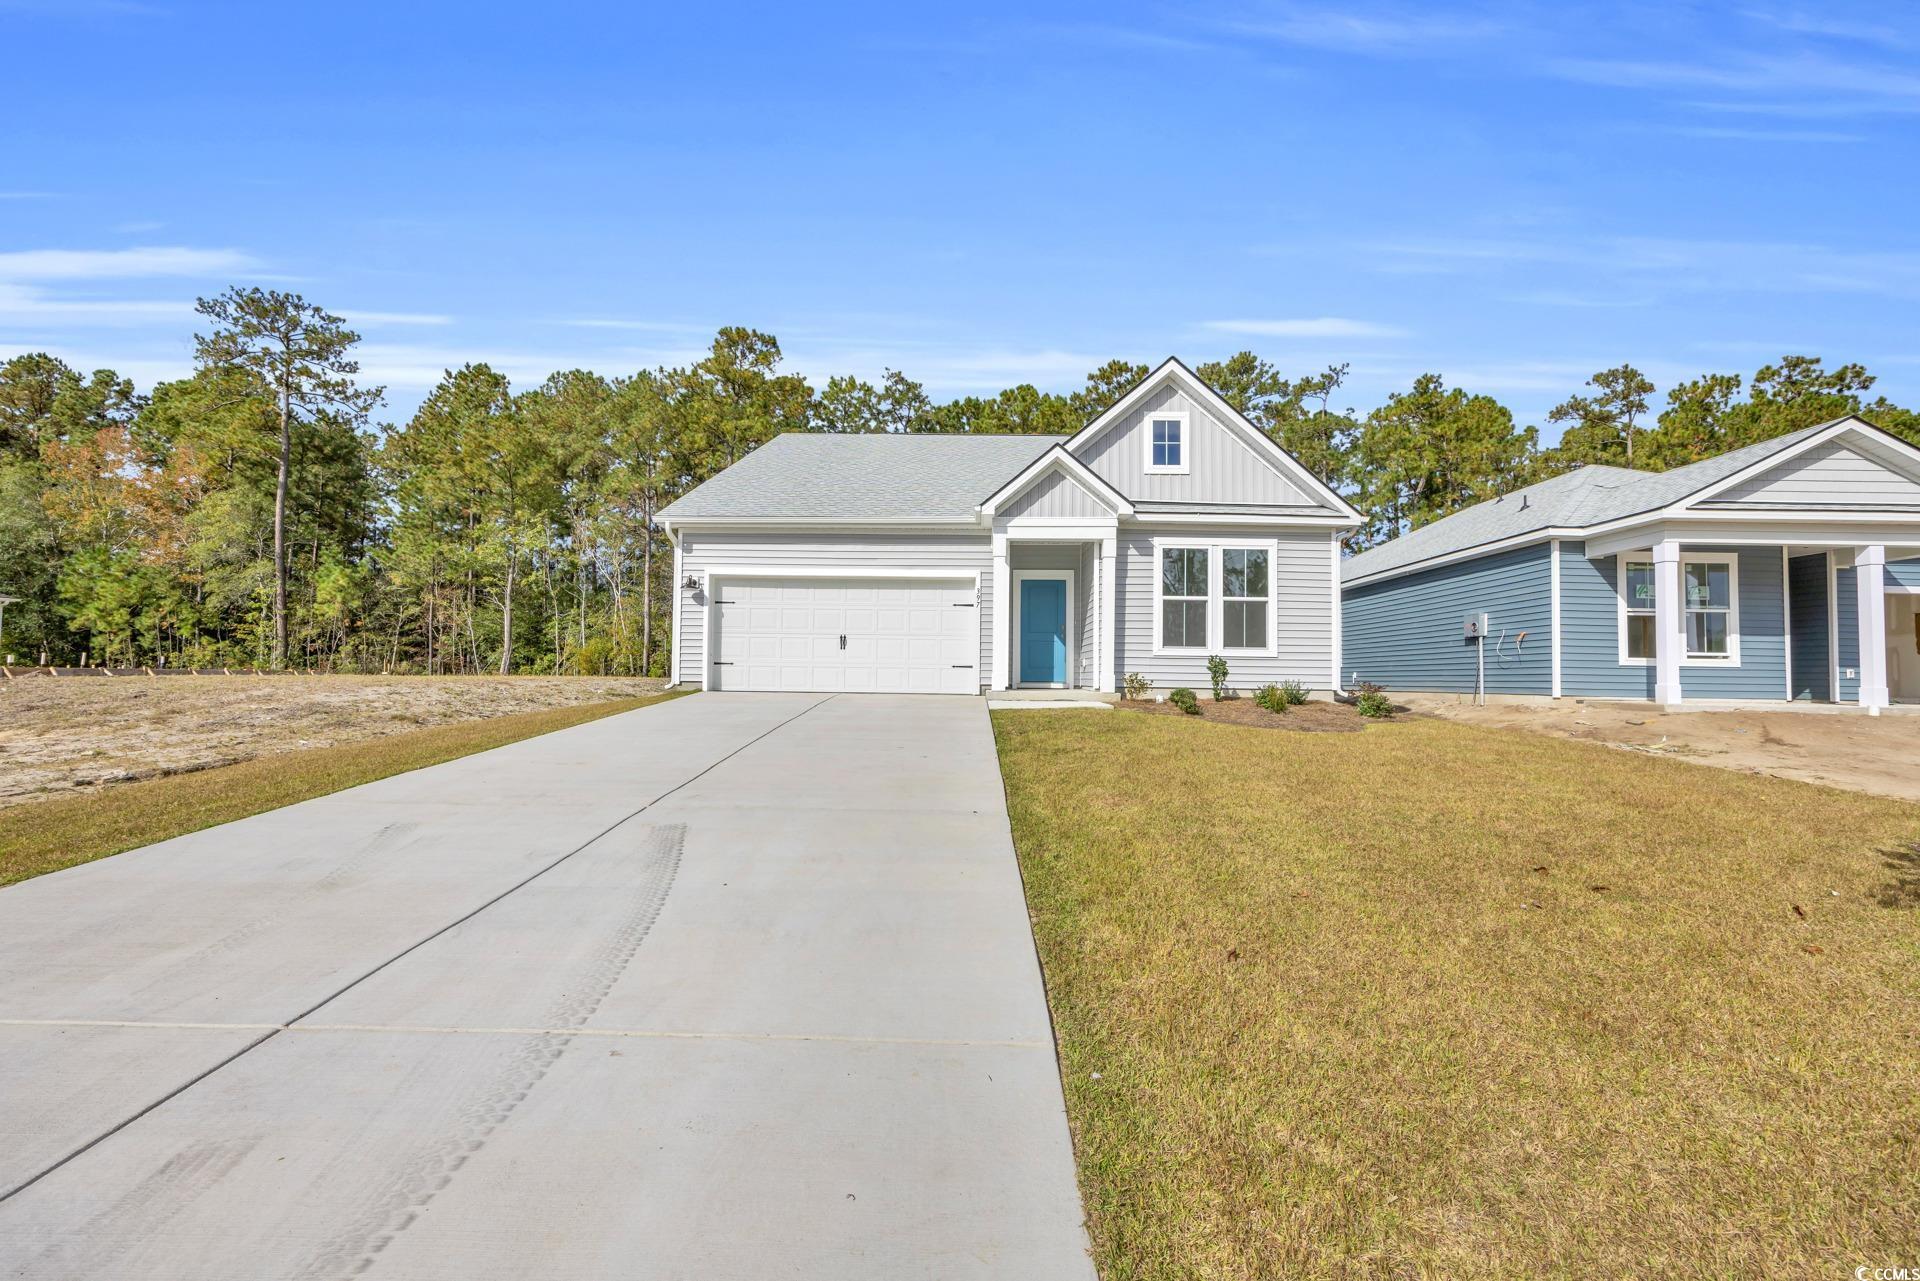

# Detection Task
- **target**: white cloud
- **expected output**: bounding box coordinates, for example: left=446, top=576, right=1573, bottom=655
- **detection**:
left=0, top=245, right=260, bottom=282
left=553, top=317, right=713, bottom=333
left=335, top=310, right=453, bottom=327
left=0, top=283, right=193, bottom=325
left=1201, top=317, right=1406, bottom=338
left=1222, top=4, right=1504, bottom=54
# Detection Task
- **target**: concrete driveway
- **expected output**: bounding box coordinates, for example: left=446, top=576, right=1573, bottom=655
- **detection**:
left=0, top=694, right=1094, bottom=1280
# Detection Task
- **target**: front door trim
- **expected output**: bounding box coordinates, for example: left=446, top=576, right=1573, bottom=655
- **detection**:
left=1012, top=569, right=1076, bottom=689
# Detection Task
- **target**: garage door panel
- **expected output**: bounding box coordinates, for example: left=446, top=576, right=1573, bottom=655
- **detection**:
left=713, top=577, right=978, bottom=694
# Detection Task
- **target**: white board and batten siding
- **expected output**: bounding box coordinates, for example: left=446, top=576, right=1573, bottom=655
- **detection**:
left=1076, top=383, right=1318, bottom=507
left=676, top=532, right=992, bottom=688
left=1700, top=440, right=1920, bottom=510
left=999, top=468, right=1111, bottom=520
left=1117, top=526, right=1336, bottom=691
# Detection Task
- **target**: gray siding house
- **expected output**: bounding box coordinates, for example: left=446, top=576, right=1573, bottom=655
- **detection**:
left=657, top=359, right=1360, bottom=695
left=1342, top=417, right=1920, bottom=712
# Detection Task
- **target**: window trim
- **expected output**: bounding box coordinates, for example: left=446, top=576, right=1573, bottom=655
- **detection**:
left=1154, top=542, right=1211, bottom=654
left=1615, top=553, right=1742, bottom=667
left=1221, top=546, right=1272, bottom=653
left=1143, top=410, right=1190, bottom=475
left=1151, top=537, right=1279, bottom=657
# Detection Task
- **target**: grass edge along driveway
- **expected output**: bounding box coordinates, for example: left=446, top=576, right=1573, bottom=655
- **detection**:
left=0, top=691, right=685, bottom=887
left=993, top=707, right=1920, bottom=1280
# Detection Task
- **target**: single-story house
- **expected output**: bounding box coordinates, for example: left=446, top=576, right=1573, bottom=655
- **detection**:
left=1342, top=415, right=1920, bottom=712
left=657, top=358, right=1361, bottom=695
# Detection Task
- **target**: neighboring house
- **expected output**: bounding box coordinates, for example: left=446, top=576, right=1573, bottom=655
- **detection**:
left=1342, top=416, right=1920, bottom=713
left=657, top=358, right=1360, bottom=695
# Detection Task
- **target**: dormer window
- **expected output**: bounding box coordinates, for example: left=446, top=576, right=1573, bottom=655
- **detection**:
left=1145, top=411, right=1189, bottom=474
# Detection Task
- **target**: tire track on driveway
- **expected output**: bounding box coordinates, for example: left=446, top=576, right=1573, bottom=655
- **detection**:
left=0, top=695, right=832, bottom=1207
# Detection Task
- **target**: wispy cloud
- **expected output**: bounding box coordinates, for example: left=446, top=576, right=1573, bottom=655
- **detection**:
left=553, top=317, right=713, bottom=333
left=1365, top=233, right=1920, bottom=298
left=1740, top=8, right=1916, bottom=49
left=0, top=283, right=192, bottom=325
left=0, top=245, right=259, bottom=281
left=0, top=191, right=58, bottom=201
left=335, top=310, right=453, bottom=327
left=1201, top=317, right=1406, bottom=339
left=1660, top=123, right=1865, bottom=142
left=1221, top=3, right=1504, bottom=55
left=1548, top=50, right=1920, bottom=116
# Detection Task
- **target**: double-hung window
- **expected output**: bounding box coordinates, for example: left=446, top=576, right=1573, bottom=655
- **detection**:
left=1622, top=560, right=1655, bottom=660
left=1619, top=555, right=1738, bottom=663
left=1145, top=412, right=1188, bottom=473
left=1157, top=542, right=1275, bottom=652
left=1684, top=559, right=1735, bottom=659
left=1160, top=547, right=1209, bottom=649
left=1221, top=548, right=1269, bottom=649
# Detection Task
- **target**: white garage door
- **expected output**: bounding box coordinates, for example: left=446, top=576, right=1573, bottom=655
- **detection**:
left=710, top=577, right=979, bottom=694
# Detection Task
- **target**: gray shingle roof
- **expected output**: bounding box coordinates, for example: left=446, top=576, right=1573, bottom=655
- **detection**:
left=1342, top=422, right=1837, bottom=584
left=657, top=432, right=1063, bottom=522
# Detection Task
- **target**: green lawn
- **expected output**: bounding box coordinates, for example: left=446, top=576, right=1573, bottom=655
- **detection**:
left=993, top=708, right=1920, bottom=1280
left=0, top=691, right=683, bottom=887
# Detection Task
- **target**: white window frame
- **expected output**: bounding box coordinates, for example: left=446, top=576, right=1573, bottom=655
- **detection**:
left=1152, top=537, right=1279, bottom=657
left=1154, top=542, right=1211, bottom=653
left=1220, top=546, right=1272, bottom=653
left=1144, top=410, right=1190, bottom=475
left=1682, top=555, right=1740, bottom=663
left=1616, top=553, right=1741, bottom=667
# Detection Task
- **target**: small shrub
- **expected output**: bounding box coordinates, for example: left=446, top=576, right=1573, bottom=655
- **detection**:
left=1254, top=683, right=1289, bottom=713
left=1279, top=679, right=1310, bottom=706
left=1205, top=654, right=1229, bottom=701
left=1169, top=686, right=1201, bottom=716
left=1122, top=671, right=1150, bottom=700
left=1354, top=680, right=1393, bottom=719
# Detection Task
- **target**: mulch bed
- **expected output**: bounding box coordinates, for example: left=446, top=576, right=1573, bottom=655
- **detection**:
left=1117, top=696, right=1380, bottom=732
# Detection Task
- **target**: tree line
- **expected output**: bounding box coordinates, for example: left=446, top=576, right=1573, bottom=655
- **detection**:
left=2, top=285, right=1914, bottom=671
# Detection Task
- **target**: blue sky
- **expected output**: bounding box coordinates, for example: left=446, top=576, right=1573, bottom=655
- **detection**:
left=3, top=1, right=1917, bottom=436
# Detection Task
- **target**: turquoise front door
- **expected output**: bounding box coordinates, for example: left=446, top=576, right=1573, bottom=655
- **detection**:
left=1019, top=578, right=1068, bottom=684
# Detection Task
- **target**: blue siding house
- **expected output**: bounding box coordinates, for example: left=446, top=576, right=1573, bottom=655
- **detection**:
left=1342, top=416, right=1920, bottom=713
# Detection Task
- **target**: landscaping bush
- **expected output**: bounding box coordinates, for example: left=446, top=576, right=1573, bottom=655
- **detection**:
left=1354, top=680, right=1393, bottom=719
left=1254, top=683, right=1289, bottom=713
left=1168, top=687, right=1201, bottom=715
left=1206, top=655, right=1230, bottom=700
left=1122, top=671, right=1150, bottom=700
left=1279, top=679, right=1309, bottom=706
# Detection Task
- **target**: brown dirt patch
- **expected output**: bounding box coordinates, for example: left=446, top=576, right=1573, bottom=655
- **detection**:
left=1117, top=697, right=1373, bottom=732
left=1401, top=693, right=1920, bottom=803
left=0, top=674, right=667, bottom=810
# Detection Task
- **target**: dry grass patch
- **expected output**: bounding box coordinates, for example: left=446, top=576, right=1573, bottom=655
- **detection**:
left=994, top=710, right=1920, bottom=1279
left=0, top=692, right=682, bottom=886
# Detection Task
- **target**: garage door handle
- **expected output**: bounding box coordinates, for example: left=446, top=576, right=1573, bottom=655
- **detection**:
left=712, top=661, right=733, bottom=666
left=839, top=634, right=846, bottom=649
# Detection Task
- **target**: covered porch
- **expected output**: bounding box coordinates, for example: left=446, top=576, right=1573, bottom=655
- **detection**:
left=990, top=529, right=1118, bottom=692
left=1590, top=525, right=1920, bottom=714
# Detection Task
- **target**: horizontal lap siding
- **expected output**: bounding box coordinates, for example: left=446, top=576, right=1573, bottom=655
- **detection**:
left=1891, top=556, right=1920, bottom=589
left=1343, top=543, right=1552, bottom=695
left=1837, top=566, right=1860, bottom=704
left=1116, top=527, right=1333, bottom=691
left=1561, top=542, right=1653, bottom=699
left=1563, top=542, right=1787, bottom=700
left=677, top=532, right=992, bottom=688
left=1703, top=441, right=1920, bottom=509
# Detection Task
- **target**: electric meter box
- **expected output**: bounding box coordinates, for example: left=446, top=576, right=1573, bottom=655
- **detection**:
left=1463, top=613, right=1489, bottom=639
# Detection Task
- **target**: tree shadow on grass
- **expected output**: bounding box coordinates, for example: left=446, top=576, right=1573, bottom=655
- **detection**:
left=1873, top=840, right=1920, bottom=908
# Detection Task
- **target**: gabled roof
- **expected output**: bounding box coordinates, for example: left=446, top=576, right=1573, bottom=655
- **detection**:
left=1341, top=419, right=1866, bottom=585
left=657, top=432, right=1061, bottom=523
left=1063, top=356, right=1365, bottom=522
left=978, top=445, right=1135, bottom=517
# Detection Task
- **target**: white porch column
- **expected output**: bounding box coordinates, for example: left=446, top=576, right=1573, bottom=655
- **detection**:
left=1858, top=544, right=1890, bottom=714
left=1098, top=536, right=1118, bottom=692
left=991, top=531, right=1011, bottom=691
left=1653, top=540, right=1684, bottom=709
